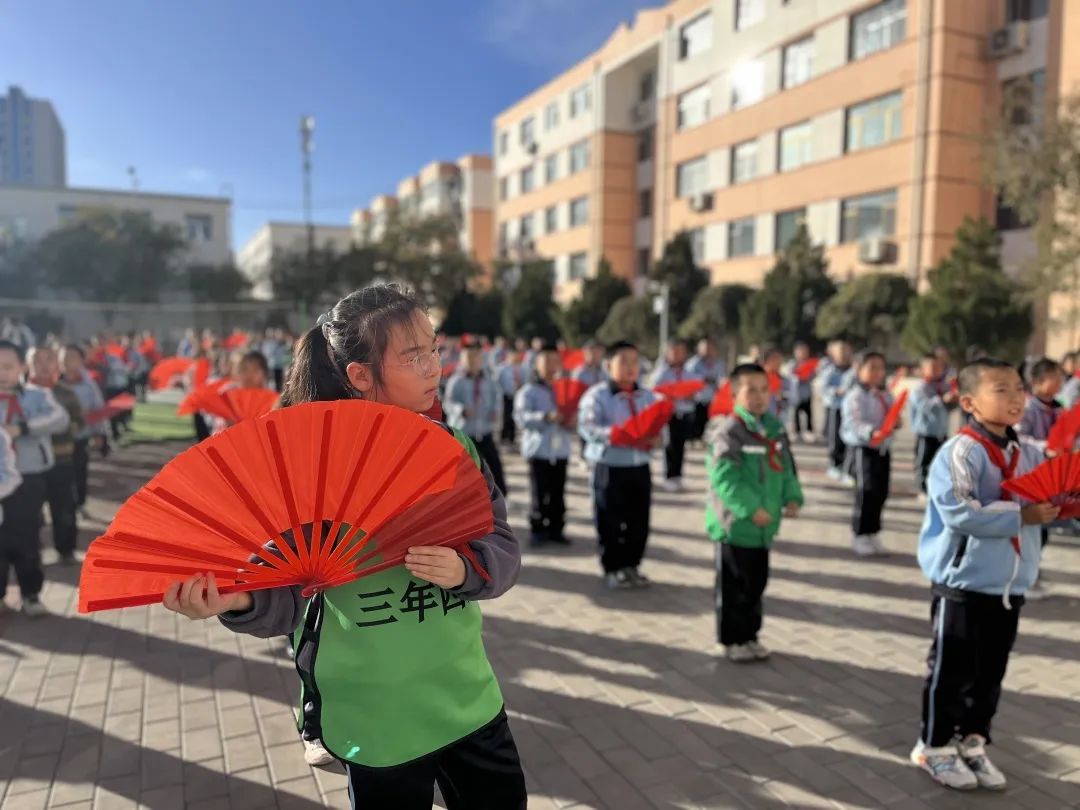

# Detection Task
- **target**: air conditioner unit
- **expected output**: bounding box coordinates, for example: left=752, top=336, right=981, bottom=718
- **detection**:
left=858, top=237, right=895, bottom=265
left=986, top=22, right=1029, bottom=60
left=688, top=192, right=714, bottom=213
left=526, top=141, right=538, bottom=155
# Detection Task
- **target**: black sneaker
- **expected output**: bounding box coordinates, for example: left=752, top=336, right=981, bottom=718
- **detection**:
left=547, top=533, right=571, bottom=546
left=627, top=568, right=651, bottom=588
left=58, top=552, right=78, bottom=566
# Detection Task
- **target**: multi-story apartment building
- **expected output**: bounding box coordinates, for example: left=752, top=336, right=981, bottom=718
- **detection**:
left=493, top=0, right=1078, bottom=352
left=351, top=154, right=495, bottom=273
left=237, top=222, right=353, bottom=299
left=0, top=86, right=66, bottom=188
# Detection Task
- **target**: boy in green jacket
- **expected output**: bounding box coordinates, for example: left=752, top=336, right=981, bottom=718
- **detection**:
left=705, top=363, right=804, bottom=663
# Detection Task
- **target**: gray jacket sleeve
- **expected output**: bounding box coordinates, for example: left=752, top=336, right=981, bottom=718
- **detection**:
left=218, top=539, right=305, bottom=639
left=452, top=460, right=521, bottom=600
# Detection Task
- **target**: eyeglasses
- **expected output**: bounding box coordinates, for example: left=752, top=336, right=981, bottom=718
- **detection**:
left=388, top=348, right=442, bottom=377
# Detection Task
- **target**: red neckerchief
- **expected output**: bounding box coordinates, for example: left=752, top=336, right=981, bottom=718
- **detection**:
left=0, top=392, right=23, bottom=425
left=873, top=388, right=890, bottom=414
left=959, top=426, right=1021, bottom=555
left=736, top=412, right=783, bottom=472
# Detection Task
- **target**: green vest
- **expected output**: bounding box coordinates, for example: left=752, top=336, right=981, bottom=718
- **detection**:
left=300, top=428, right=504, bottom=767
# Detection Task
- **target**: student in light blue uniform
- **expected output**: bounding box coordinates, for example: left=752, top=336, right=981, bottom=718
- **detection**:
left=445, top=344, right=507, bottom=495
left=1059, top=352, right=1079, bottom=409
left=649, top=339, right=700, bottom=492
left=496, top=351, right=527, bottom=447
left=514, top=347, right=574, bottom=547
left=579, top=341, right=664, bottom=590
left=686, top=338, right=726, bottom=441
left=911, top=359, right=1060, bottom=792
left=572, top=340, right=607, bottom=388
left=59, top=345, right=108, bottom=512
left=818, top=340, right=856, bottom=481
left=781, top=342, right=814, bottom=441
left=909, top=353, right=956, bottom=495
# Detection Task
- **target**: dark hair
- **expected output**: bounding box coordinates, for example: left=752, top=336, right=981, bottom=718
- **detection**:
left=606, top=340, right=638, bottom=357
left=0, top=339, right=25, bottom=363
left=238, top=350, right=270, bottom=378
left=762, top=346, right=784, bottom=362
left=1027, top=357, right=1062, bottom=384
left=280, top=284, right=425, bottom=407
left=919, top=353, right=938, bottom=364
left=538, top=343, right=559, bottom=354
left=958, top=358, right=1016, bottom=396
left=856, top=350, right=885, bottom=367
left=730, top=363, right=767, bottom=392
left=669, top=338, right=690, bottom=352
left=62, top=343, right=85, bottom=360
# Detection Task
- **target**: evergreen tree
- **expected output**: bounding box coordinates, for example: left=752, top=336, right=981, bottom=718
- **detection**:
left=815, top=273, right=914, bottom=353
left=597, top=296, right=659, bottom=360
left=650, top=231, right=709, bottom=324
left=502, top=261, right=561, bottom=341
left=556, top=257, right=632, bottom=345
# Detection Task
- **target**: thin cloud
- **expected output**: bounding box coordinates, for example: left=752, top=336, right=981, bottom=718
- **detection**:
left=183, top=167, right=215, bottom=185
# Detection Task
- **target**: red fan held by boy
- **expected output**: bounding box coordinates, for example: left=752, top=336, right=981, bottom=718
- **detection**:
left=1002, top=451, right=1080, bottom=521
left=870, top=389, right=908, bottom=448
left=610, top=397, right=674, bottom=451
left=552, top=377, right=589, bottom=422
left=77, top=401, right=493, bottom=612
left=1047, top=403, right=1080, bottom=456
left=709, top=380, right=734, bottom=418
left=654, top=378, right=705, bottom=402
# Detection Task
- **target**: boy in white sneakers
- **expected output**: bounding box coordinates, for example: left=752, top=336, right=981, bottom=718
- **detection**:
left=912, top=359, right=1059, bottom=791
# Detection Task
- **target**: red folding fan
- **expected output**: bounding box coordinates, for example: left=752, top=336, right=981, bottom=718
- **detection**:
left=552, top=378, right=589, bottom=421
left=149, top=357, right=194, bottom=391
left=177, top=379, right=233, bottom=416
left=218, top=387, right=279, bottom=423
left=870, top=389, right=908, bottom=448
left=84, top=394, right=137, bottom=426
left=708, top=380, right=734, bottom=418
left=224, top=332, right=248, bottom=350
left=654, top=379, right=705, bottom=401
left=1047, top=404, right=1080, bottom=456
left=794, top=358, right=820, bottom=382
left=610, top=399, right=674, bottom=448
left=78, top=400, right=495, bottom=612
left=105, top=343, right=127, bottom=360
left=1002, top=452, right=1080, bottom=520
left=767, top=371, right=783, bottom=395
left=559, top=349, right=585, bottom=372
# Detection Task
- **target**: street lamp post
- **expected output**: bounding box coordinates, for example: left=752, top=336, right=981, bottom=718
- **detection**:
left=649, top=280, right=671, bottom=356
left=299, top=115, right=316, bottom=264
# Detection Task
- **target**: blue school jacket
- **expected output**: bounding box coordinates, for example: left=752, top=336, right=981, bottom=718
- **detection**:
left=0, top=384, right=70, bottom=474
left=685, top=356, right=726, bottom=405
left=65, top=370, right=108, bottom=440
left=496, top=361, right=526, bottom=398
left=572, top=364, right=607, bottom=388
left=1015, top=395, right=1059, bottom=451
left=443, top=372, right=500, bottom=439
left=908, top=380, right=950, bottom=440
left=648, top=363, right=701, bottom=417
left=578, top=382, right=663, bottom=467
left=513, top=381, right=573, bottom=462
left=840, top=384, right=894, bottom=452
left=818, top=363, right=855, bottom=411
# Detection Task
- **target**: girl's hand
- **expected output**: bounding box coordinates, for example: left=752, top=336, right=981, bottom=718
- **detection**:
left=405, top=546, right=466, bottom=589
left=163, top=572, right=252, bottom=619
left=783, top=502, right=800, bottom=518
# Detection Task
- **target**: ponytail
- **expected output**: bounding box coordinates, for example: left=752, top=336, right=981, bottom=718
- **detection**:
left=279, top=283, right=425, bottom=408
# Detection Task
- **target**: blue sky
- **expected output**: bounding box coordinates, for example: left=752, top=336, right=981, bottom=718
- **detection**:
left=0, top=0, right=645, bottom=250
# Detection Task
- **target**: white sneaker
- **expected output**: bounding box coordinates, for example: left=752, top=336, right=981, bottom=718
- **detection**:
left=852, top=535, right=876, bottom=557
left=958, top=734, right=1007, bottom=790
left=661, top=478, right=682, bottom=493
left=869, top=535, right=889, bottom=556
left=21, top=597, right=48, bottom=618
left=826, top=467, right=843, bottom=481
left=725, top=644, right=757, bottom=663
left=746, top=640, right=771, bottom=660
left=840, top=474, right=856, bottom=489
left=303, top=738, right=335, bottom=767
left=910, top=740, right=978, bottom=790
left=801, top=431, right=817, bottom=444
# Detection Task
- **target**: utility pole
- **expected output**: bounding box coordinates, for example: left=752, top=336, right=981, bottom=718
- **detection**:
left=649, top=280, right=671, bottom=356
left=299, top=115, right=315, bottom=264
left=127, top=166, right=139, bottom=190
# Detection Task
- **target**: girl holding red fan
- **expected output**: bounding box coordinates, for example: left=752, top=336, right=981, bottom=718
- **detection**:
left=161, top=285, right=526, bottom=810
left=514, top=346, right=574, bottom=547
left=649, top=338, right=700, bottom=492
left=579, top=340, right=664, bottom=589
left=840, top=351, right=894, bottom=558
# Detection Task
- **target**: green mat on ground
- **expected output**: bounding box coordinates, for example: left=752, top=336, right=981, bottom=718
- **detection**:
left=117, top=401, right=195, bottom=445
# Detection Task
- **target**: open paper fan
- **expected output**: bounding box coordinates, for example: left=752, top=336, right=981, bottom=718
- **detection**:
left=654, top=379, right=705, bottom=401
left=870, top=390, right=908, bottom=448
left=1048, top=404, right=1080, bottom=456
left=84, top=394, right=137, bottom=426
left=767, top=371, right=783, bottom=395
left=1002, top=452, right=1080, bottom=520
left=224, top=332, right=248, bottom=350
left=795, top=358, right=820, bottom=382
left=559, top=349, right=585, bottom=372
left=149, top=357, right=193, bottom=391
left=610, top=399, right=674, bottom=448
left=78, top=400, right=494, bottom=612
left=553, top=378, right=589, bottom=421
left=105, top=343, right=126, bottom=359
left=219, top=388, right=280, bottom=423
left=177, top=379, right=232, bottom=416
left=708, top=381, right=734, bottom=418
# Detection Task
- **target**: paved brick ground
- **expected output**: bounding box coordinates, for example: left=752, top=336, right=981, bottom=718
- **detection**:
left=2, top=433, right=1080, bottom=809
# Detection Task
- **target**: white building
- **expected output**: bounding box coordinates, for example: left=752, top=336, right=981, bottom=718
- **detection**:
left=237, top=222, right=354, bottom=299
left=0, top=184, right=232, bottom=264
left=0, top=86, right=66, bottom=188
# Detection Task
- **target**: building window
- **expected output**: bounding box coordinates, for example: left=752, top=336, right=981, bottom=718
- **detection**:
left=520, top=213, right=534, bottom=242
left=730, top=140, right=759, bottom=184
left=775, top=207, right=807, bottom=250
left=498, top=131, right=508, bottom=156
left=850, top=0, right=907, bottom=61
left=1006, top=0, right=1048, bottom=21
left=637, top=127, right=654, bottom=162
left=730, top=59, right=764, bottom=110
left=995, top=194, right=1027, bottom=231
left=519, top=116, right=535, bottom=147
left=569, top=84, right=592, bottom=118
left=545, top=205, right=558, bottom=233
left=569, top=196, right=589, bottom=227
left=840, top=189, right=897, bottom=242
left=544, top=153, right=558, bottom=184
left=639, top=189, right=653, bottom=219
left=679, top=12, right=713, bottom=60
left=637, top=248, right=651, bottom=276
left=520, top=166, right=535, bottom=194
left=778, top=121, right=813, bottom=171
left=185, top=214, right=213, bottom=242
left=569, top=252, right=589, bottom=280
left=677, top=84, right=711, bottom=131
left=735, top=0, right=765, bottom=30
left=846, top=91, right=903, bottom=152
left=544, top=101, right=559, bottom=131
left=569, top=139, right=590, bottom=173
left=688, top=228, right=705, bottom=264
left=499, top=177, right=509, bottom=201
left=728, top=217, right=756, bottom=257
left=676, top=156, right=709, bottom=198
left=640, top=71, right=656, bottom=102
left=498, top=222, right=508, bottom=252
left=1003, top=69, right=1047, bottom=128
left=782, top=37, right=814, bottom=89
